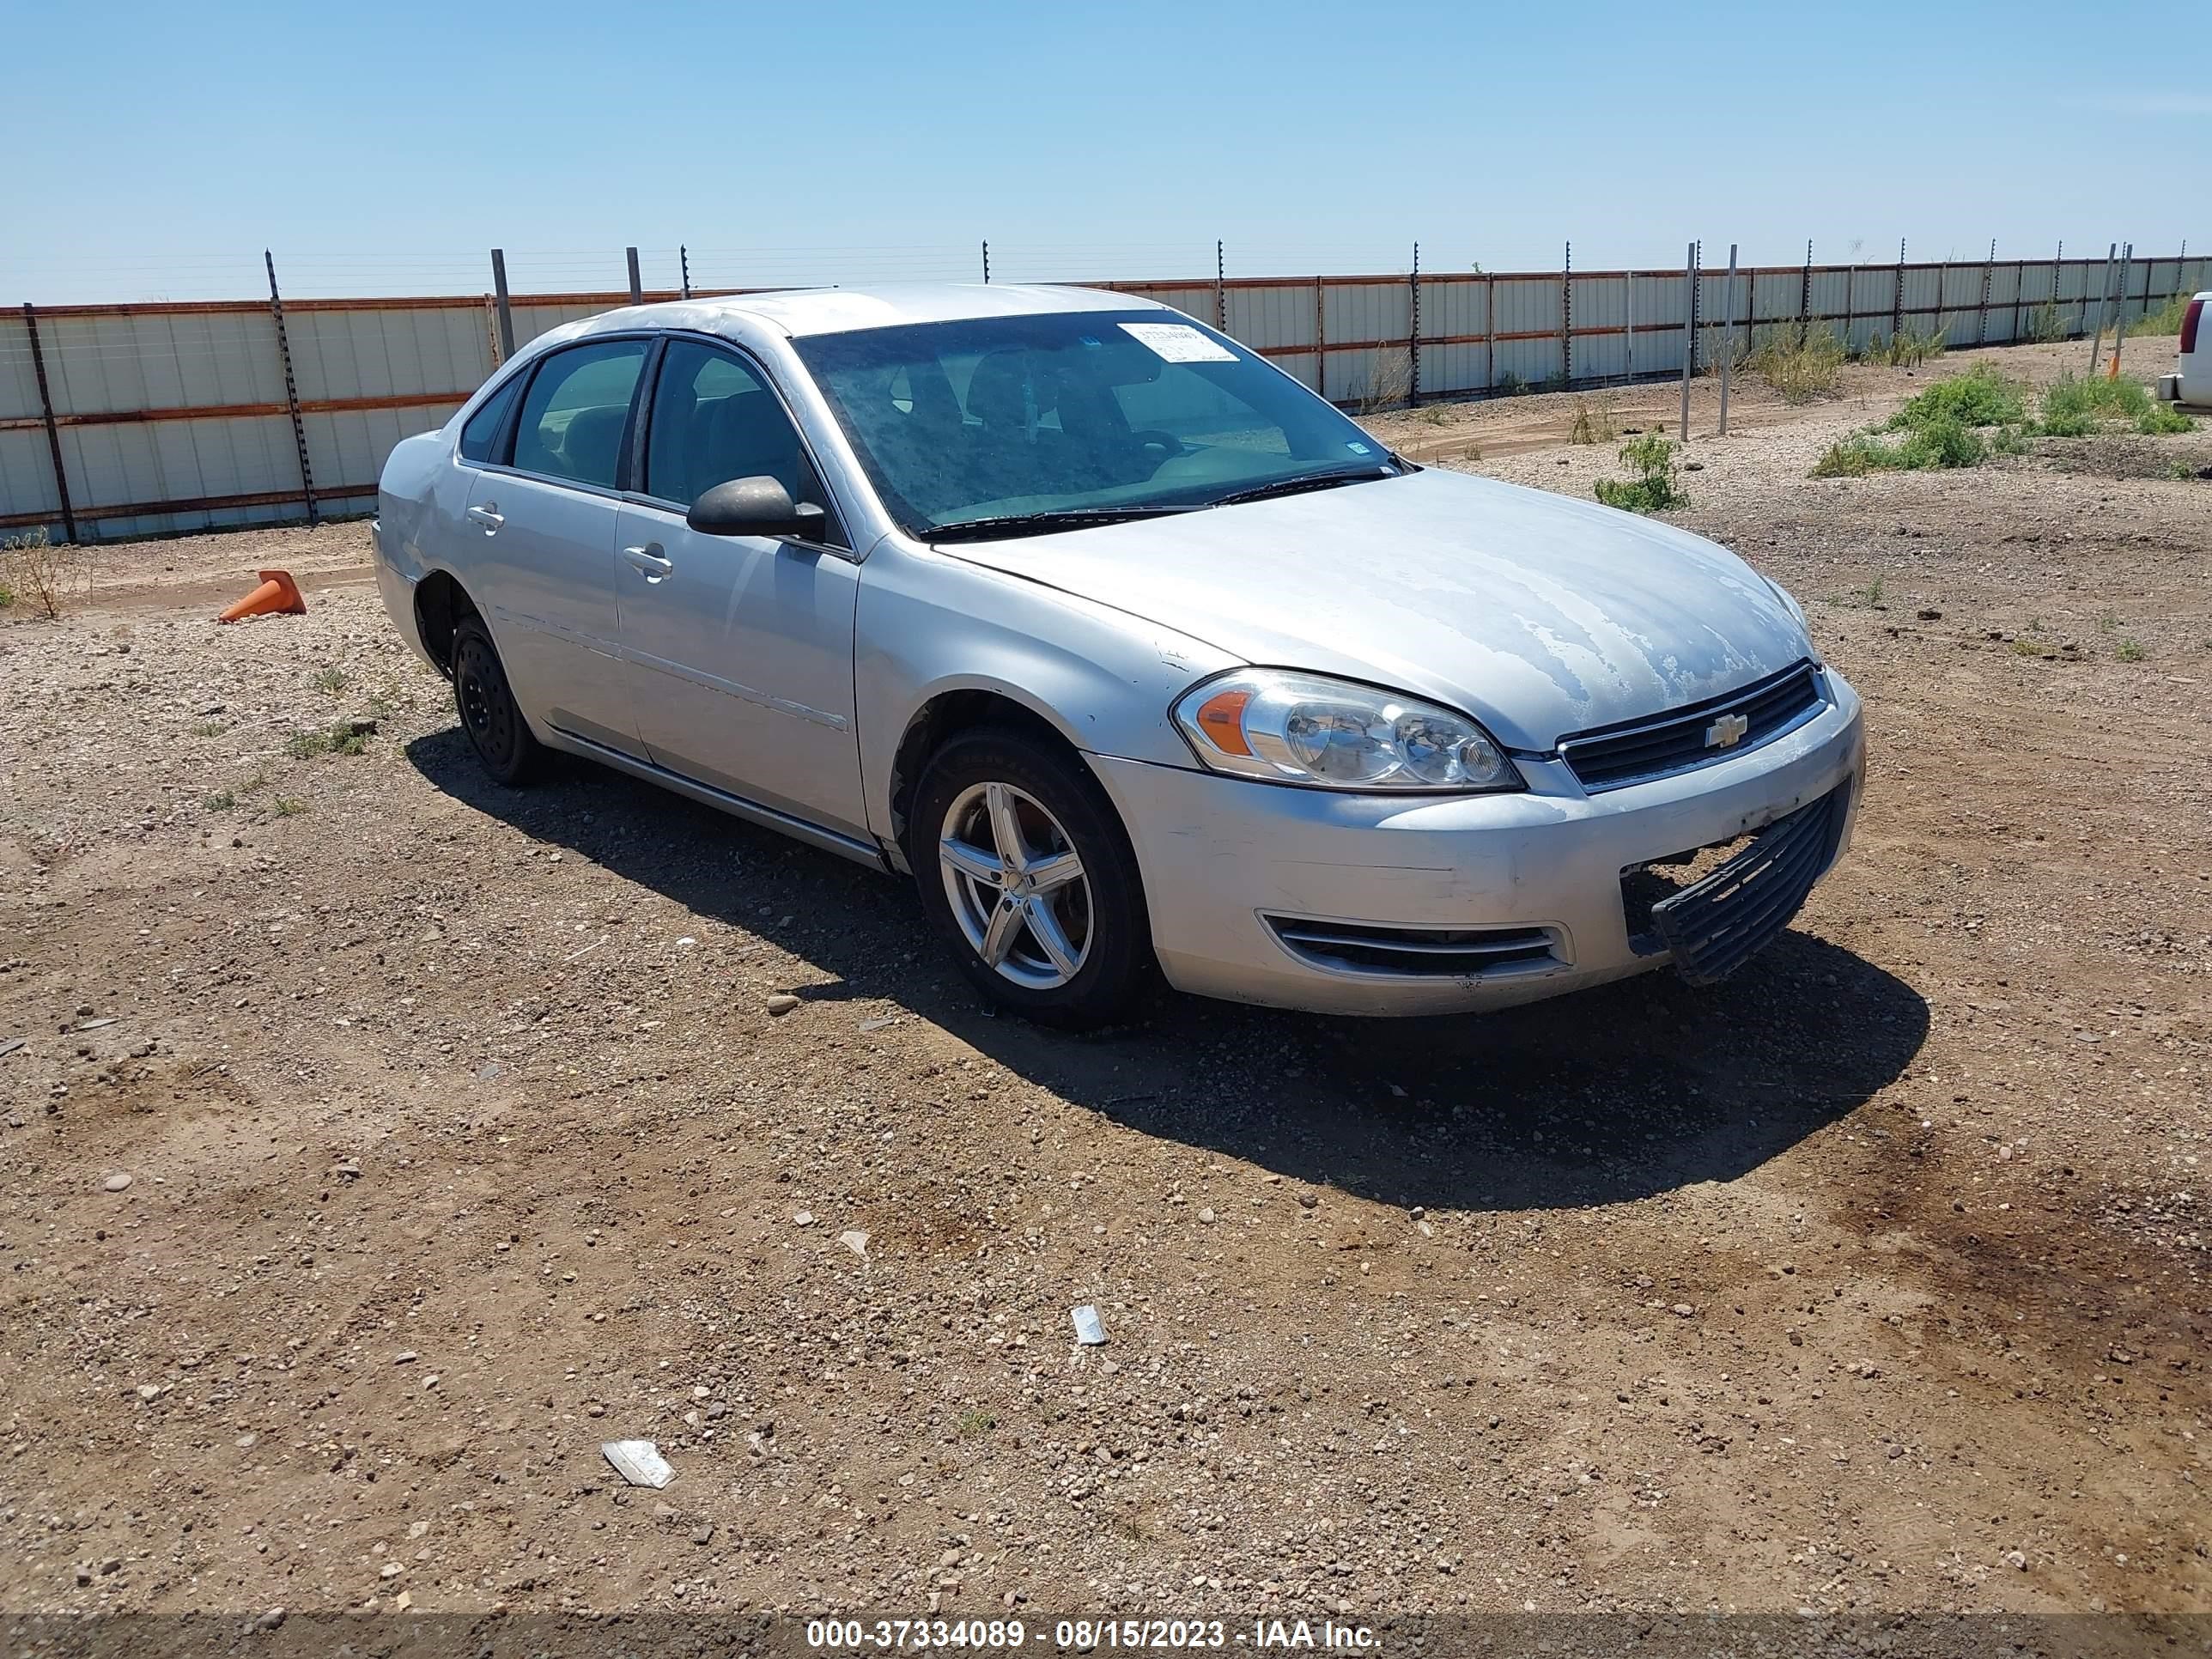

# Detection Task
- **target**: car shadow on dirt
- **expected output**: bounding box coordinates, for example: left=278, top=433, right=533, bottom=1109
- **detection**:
left=409, top=732, right=1929, bottom=1214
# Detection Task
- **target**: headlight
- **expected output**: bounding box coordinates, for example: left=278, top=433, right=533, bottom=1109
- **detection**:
left=1172, top=670, right=1523, bottom=792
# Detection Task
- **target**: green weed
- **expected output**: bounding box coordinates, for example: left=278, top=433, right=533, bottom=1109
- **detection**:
left=285, top=722, right=372, bottom=760
left=1859, top=325, right=1948, bottom=367
left=271, top=796, right=308, bottom=817
left=2115, top=637, right=2146, bottom=662
left=956, top=1409, right=997, bottom=1439
left=1594, top=434, right=1686, bottom=514
left=203, top=789, right=235, bottom=811
left=1747, top=323, right=1846, bottom=403
left=2039, top=372, right=2154, bottom=434
left=1886, top=364, right=2027, bottom=431
left=1813, top=414, right=1989, bottom=477
left=2022, top=301, right=2068, bottom=344
left=312, top=665, right=349, bottom=695
left=2124, top=294, right=2191, bottom=337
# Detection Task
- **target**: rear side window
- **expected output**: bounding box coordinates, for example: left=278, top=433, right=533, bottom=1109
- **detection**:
left=512, top=340, right=649, bottom=489
left=457, top=372, right=523, bottom=463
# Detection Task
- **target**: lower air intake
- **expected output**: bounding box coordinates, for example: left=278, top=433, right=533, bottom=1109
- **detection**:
left=1263, top=917, right=1564, bottom=979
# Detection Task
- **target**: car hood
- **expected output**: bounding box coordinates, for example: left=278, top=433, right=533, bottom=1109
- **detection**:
left=936, top=466, right=1813, bottom=751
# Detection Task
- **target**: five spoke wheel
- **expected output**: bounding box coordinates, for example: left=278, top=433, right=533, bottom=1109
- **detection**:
left=938, top=781, right=1093, bottom=989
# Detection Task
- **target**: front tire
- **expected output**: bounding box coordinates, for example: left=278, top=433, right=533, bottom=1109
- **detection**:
left=451, top=617, right=541, bottom=787
left=911, top=728, right=1152, bottom=1029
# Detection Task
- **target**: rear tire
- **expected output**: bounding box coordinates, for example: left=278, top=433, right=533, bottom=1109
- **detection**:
left=451, top=617, right=542, bottom=787
left=911, top=728, right=1152, bottom=1029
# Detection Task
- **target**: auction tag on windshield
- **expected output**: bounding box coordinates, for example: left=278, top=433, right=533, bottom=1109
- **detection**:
left=1118, top=322, right=1238, bottom=362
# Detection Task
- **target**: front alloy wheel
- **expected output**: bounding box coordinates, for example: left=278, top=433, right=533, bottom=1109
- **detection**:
left=912, top=729, right=1152, bottom=1028
left=939, top=781, right=1093, bottom=988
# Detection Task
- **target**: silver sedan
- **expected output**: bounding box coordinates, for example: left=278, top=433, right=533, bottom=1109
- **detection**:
left=372, top=283, right=1863, bottom=1027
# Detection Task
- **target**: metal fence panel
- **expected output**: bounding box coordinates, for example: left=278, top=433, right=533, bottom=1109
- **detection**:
left=0, top=429, right=60, bottom=522
left=1425, top=275, right=1486, bottom=344
left=284, top=303, right=491, bottom=403
left=4, top=246, right=2202, bottom=541
left=0, top=312, right=42, bottom=422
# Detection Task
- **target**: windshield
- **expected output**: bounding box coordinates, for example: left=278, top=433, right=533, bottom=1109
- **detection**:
left=792, top=310, right=1398, bottom=538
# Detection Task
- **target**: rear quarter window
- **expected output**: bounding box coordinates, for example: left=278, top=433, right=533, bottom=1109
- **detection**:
left=458, top=372, right=523, bottom=463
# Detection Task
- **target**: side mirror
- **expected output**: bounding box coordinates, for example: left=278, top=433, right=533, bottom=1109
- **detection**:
left=686, top=475, right=829, bottom=540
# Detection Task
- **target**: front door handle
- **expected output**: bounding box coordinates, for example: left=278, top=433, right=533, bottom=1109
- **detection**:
left=465, top=504, right=503, bottom=532
left=622, top=544, right=673, bottom=581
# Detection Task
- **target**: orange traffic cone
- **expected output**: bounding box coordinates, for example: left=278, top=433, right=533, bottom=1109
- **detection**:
left=216, top=569, right=307, bottom=623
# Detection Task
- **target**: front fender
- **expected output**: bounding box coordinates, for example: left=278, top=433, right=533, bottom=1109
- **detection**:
left=854, top=540, right=1238, bottom=846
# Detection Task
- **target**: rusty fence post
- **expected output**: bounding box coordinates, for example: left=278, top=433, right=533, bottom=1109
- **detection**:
left=1559, top=240, right=1571, bottom=386
left=1314, top=275, right=1326, bottom=402
left=1891, top=240, right=1905, bottom=343
left=21, top=302, right=78, bottom=544
left=1409, top=241, right=1421, bottom=405
left=1977, top=239, right=1995, bottom=344
left=1484, top=271, right=1496, bottom=394
left=264, top=251, right=318, bottom=528
left=490, top=249, right=515, bottom=359
left=626, top=246, right=642, bottom=305
left=1625, top=269, right=1635, bottom=380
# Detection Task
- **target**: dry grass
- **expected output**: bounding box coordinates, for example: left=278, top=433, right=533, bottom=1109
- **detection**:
left=1566, top=395, right=1619, bottom=445
left=0, top=530, right=88, bottom=620
left=1747, top=324, right=1847, bottom=404
left=1358, top=348, right=1413, bottom=415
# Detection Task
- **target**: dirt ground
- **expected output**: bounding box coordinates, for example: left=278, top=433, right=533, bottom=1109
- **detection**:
left=2, top=336, right=2208, bottom=1626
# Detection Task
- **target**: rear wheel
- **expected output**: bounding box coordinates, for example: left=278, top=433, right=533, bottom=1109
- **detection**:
left=911, top=729, right=1152, bottom=1028
left=451, top=617, right=541, bottom=786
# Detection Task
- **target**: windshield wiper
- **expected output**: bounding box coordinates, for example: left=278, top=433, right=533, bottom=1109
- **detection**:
left=927, top=505, right=1201, bottom=543
left=1206, top=465, right=1401, bottom=508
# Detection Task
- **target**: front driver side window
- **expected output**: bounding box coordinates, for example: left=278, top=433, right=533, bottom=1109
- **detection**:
left=512, top=339, right=648, bottom=489
left=646, top=340, right=842, bottom=544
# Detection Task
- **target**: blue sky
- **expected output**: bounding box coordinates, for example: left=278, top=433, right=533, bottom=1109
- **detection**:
left=9, top=0, right=2205, bottom=302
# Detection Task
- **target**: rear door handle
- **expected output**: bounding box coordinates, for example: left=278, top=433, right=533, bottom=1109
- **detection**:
left=622, top=544, right=673, bottom=580
left=465, top=504, right=503, bottom=532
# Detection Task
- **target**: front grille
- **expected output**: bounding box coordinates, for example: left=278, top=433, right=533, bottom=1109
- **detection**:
left=1625, top=781, right=1851, bottom=986
left=1263, top=916, right=1564, bottom=980
left=1561, top=662, right=1825, bottom=793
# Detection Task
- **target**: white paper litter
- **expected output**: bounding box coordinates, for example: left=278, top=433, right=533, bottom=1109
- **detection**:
left=600, top=1439, right=675, bottom=1488
left=1070, top=1304, right=1107, bottom=1345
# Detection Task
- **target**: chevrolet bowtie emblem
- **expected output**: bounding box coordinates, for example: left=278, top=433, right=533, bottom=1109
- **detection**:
left=1705, top=712, right=1751, bottom=749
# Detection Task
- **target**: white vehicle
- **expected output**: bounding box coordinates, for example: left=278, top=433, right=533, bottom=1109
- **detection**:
left=2155, top=291, right=2209, bottom=409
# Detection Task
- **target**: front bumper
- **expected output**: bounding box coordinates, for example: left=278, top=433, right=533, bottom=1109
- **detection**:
left=1091, top=670, right=1864, bottom=1015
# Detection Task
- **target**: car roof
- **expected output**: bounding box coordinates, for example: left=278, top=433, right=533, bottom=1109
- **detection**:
left=569, top=282, right=1174, bottom=343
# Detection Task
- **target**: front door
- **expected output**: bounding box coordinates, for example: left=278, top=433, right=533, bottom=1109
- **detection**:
left=614, top=338, right=866, bottom=841
left=465, top=337, right=650, bottom=757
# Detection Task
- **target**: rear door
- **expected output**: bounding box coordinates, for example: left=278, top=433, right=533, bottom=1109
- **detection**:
left=462, top=337, right=650, bottom=757
left=612, top=336, right=867, bottom=840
